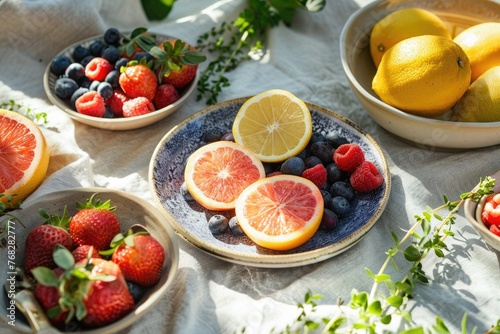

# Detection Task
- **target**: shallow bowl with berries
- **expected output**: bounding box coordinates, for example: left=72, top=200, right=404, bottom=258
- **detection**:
left=464, top=169, right=500, bottom=253
left=149, top=97, right=391, bottom=268
left=340, top=0, right=500, bottom=150
left=43, top=28, right=202, bottom=131
left=0, top=187, right=179, bottom=333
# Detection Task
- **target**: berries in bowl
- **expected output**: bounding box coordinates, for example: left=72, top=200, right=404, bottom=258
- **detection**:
left=0, top=187, right=179, bottom=333
left=43, top=27, right=206, bottom=130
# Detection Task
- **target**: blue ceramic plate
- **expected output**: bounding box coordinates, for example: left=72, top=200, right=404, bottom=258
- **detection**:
left=149, top=98, right=391, bottom=267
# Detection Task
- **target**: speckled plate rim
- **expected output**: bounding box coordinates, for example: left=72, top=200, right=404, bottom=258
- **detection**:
left=0, top=187, right=180, bottom=333
left=148, top=97, right=391, bottom=268
left=43, top=32, right=197, bottom=131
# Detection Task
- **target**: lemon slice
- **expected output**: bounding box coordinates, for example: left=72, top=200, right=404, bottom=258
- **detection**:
left=232, top=89, right=312, bottom=163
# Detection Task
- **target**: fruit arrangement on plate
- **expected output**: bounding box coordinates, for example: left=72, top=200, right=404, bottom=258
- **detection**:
left=149, top=90, right=391, bottom=267
left=369, top=8, right=500, bottom=122
left=43, top=27, right=205, bottom=130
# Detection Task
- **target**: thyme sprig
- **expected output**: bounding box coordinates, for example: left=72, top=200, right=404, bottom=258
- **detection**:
left=1, top=100, right=47, bottom=125
left=275, top=176, right=499, bottom=333
left=196, top=0, right=325, bottom=105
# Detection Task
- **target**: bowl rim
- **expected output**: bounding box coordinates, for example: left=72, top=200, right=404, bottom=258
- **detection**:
left=43, top=31, right=197, bottom=129
left=339, top=0, right=500, bottom=130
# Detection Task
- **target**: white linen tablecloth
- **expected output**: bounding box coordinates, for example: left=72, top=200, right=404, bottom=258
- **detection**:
left=1, top=0, right=499, bottom=333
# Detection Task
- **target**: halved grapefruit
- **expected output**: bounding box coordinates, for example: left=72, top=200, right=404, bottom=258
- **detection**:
left=235, top=174, right=324, bottom=251
left=0, top=109, right=49, bottom=207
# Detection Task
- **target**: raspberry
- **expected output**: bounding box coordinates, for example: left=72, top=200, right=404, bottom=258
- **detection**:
left=85, top=57, right=114, bottom=81
left=302, top=164, right=327, bottom=189
left=349, top=161, right=383, bottom=193
left=75, top=91, right=106, bottom=117
left=333, top=143, right=365, bottom=173
left=106, top=88, right=130, bottom=116
left=122, top=97, right=155, bottom=117
left=153, top=84, right=180, bottom=109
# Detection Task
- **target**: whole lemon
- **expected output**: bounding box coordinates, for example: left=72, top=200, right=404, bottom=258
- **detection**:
left=372, top=35, right=471, bottom=117
left=370, top=8, right=451, bottom=68
left=453, top=22, right=500, bottom=82
left=451, top=66, right=500, bottom=122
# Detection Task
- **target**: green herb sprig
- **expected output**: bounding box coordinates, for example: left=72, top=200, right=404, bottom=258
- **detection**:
left=196, top=0, right=325, bottom=105
left=271, top=176, right=500, bottom=333
left=1, top=100, right=47, bottom=125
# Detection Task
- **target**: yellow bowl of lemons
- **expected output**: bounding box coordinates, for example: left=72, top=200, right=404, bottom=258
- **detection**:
left=340, top=0, right=500, bottom=150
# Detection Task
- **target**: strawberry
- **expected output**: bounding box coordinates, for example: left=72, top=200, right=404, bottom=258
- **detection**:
left=69, top=194, right=121, bottom=251
left=118, top=62, right=158, bottom=101
left=153, top=83, right=180, bottom=109
left=481, top=193, right=500, bottom=226
left=161, top=64, right=197, bottom=89
left=71, top=245, right=101, bottom=263
left=31, top=246, right=135, bottom=328
left=106, top=231, right=165, bottom=286
left=350, top=161, right=384, bottom=193
left=122, top=97, right=155, bottom=117
left=33, top=267, right=69, bottom=328
left=24, top=207, right=74, bottom=275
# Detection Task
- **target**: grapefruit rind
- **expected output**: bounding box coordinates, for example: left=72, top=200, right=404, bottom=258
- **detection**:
left=235, top=174, right=324, bottom=251
left=0, top=109, right=49, bottom=206
left=184, top=141, right=265, bottom=211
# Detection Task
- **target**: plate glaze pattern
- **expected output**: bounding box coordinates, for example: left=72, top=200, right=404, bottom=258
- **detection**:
left=149, top=98, right=391, bottom=267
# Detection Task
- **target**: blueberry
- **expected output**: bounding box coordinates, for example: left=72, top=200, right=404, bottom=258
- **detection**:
left=89, top=80, right=101, bottom=91
left=297, top=148, right=307, bottom=160
left=308, top=141, right=333, bottom=164
left=229, top=217, right=245, bottom=236
left=54, top=77, right=79, bottom=100
left=320, top=208, right=338, bottom=230
left=80, top=78, right=92, bottom=89
left=309, top=133, right=326, bottom=146
left=180, top=182, right=194, bottom=201
left=65, top=63, right=86, bottom=85
left=220, top=132, right=234, bottom=141
left=133, top=52, right=154, bottom=63
left=101, top=45, right=120, bottom=64
left=280, top=157, right=305, bottom=176
left=326, top=163, right=348, bottom=183
left=204, top=132, right=223, bottom=143
left=126, top=281, right=148, bottom=304
left=320, top=190, right=332, bottom=209
left=97, top=81, right=113, bottom=99
left=105, top=70, right=120, bottom=88
left=103, top=105, right=114, bottom=118
left=103, top=28, right=121, bottom=46
left=263, top=162, right=279, bottom=175
left=325, top=131, right=349, bottom=148
left=72, top=45, right=91, bottom=63
left=89, top=40, right=106, bottom=56
left=304, top=155, right=323, bottom=168
left=330, top=196, right=351, bottom=217
left=115, top=57, right=129, bottom=70
left=80, top=55, right=95, bottom=68
left=330, top=181, right=356, bottom=202
left=70, top=87, right=89, bottom=109
left=208, top=215, right=228, bottom=235
left=50, top=55, right=72, bottom=76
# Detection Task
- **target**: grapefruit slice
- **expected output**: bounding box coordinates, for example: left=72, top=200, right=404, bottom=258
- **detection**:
left=232, top=89, right=312, bottom=163
left=0, top=109, right=50, bottom=207
left=235, top=175, right=324, bottom=251
left=184, top=141, right=265, bottom=211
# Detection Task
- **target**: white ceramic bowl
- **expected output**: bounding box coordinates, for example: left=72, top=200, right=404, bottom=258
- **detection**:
left=43, top=33, right=197, bottom=131
left=340, top=0, right=500, bottom=150
left=0, top=187, right=179, bottom=333
left=464, top=170, right=500, bottom=253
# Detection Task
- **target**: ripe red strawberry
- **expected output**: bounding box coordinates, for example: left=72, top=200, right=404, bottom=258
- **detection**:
left=72, top=245, right=102, bottom=263
left=153, top=83, right=180, bottom=109
left=118, top=63, right=158, bottom=101
left=109, top=232, right=165, bottom=286
left=75, top=91, right=106, bottom=117
left=302, top=164, right=327, bottom=189
left=350, top=161, right=384, bottom=193
left=24, top=208, right=74, bottom=274
left=333, top=143, right=365, bottom=173
left=106, top=88, right=130, bottom=116
left=85, top=57, right=113, bottom=81
left=157, top=39, right=202, bottom=89
left=122, top=97, right=155, bottom=117
left=33, top=267, right=69, bottom=328
left=161, top=64, right=197, bottom=89
left=481, top=193, right=500, bottom=226
left=69, top=194, right=121, bottom=251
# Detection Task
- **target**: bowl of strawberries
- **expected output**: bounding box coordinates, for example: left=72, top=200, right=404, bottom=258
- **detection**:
left=43, top=27, right=206, bottom=130
left=0, top=187, right=179, bottom=333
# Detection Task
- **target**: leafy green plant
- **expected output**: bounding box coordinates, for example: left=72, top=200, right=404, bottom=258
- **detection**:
left=195, top=0, right=325, bottom=105
left=0, top=100, right=47, bottom=124
left=272, top=176, right=500, bottom=333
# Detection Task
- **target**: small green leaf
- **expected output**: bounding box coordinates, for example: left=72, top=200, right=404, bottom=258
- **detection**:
left=31, top=267, right=59, bottom=287
left=141, top=0, right=176, bottom=21
left=374, top=273, right=391, bottom=283
left=403, top=245, right=421, bottom=261
left=367, top=300, right=382, bottom=316
left=53, top=245, right=75, bottom=270
left=386, top=295, right=403, bottom=308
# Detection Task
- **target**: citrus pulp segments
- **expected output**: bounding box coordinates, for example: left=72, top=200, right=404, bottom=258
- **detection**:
left=184, top=141, right=265, bottom=211
left=0, top=109, right=49, bottom=205
left=232, top=89, right=312, bottom=163
left=235, top=175, right=324, bottom=251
